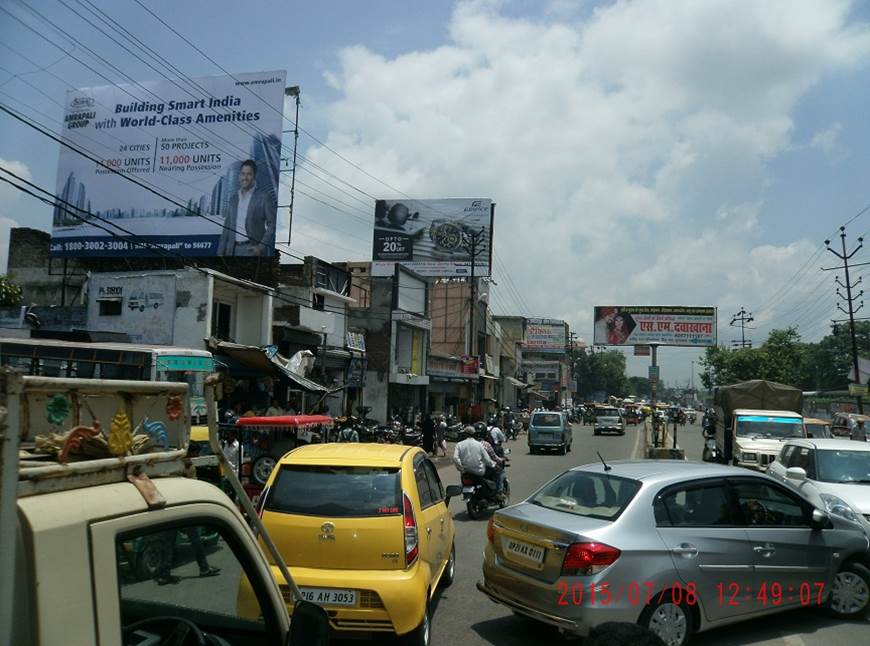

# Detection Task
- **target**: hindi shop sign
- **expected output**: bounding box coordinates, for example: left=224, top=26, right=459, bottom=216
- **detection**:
left=50, top=70, right=286, bottom=258
left=593, top=306, right=717, bottom=347
left=522, top=319, right=567, bottom=354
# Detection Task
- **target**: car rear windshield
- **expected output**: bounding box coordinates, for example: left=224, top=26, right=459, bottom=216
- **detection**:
left=596, top=408, right=620, bottom=417
left=264, top=465, right=401, bottom=517
left=531, top=413, right=561, bottom=427
left=529, top=471, right=641, bottom=520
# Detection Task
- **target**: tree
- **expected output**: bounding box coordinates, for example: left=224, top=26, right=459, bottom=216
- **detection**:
left=0, top=275, right=22, bottom=307
left=575, top=349, right=629, bottom=398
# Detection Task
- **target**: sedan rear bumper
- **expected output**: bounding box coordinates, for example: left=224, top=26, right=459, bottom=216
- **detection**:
left=477, top=580, right=585, bottom=635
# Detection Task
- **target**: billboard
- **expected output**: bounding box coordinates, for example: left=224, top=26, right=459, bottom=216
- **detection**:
left=371, top=198, right=493, bottom=277
left=523, top=319, right=566, bottom=354
left=593, top=306, right=717, bottom=347
left=50, top=70, right=286, bottom=257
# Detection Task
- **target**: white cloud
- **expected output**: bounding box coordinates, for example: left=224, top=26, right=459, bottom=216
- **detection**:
left=810, top=123, right=843, bottom=155
left=293, top=0, right=870, bottom=380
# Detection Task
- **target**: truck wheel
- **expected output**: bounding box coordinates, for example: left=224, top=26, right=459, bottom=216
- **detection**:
left=136, top=537, right=172, bottom=581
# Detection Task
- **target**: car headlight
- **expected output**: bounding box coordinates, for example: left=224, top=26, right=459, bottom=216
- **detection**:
left=741, top=452, right=757, bottom=462
left=820, top=493, right=862, bottom=524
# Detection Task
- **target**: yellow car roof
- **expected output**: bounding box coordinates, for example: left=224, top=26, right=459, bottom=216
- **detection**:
left=279, top=442, right=420, bottom=467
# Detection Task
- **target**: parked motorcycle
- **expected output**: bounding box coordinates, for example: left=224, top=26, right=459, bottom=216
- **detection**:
left=461, top=449, right=511, bottom=519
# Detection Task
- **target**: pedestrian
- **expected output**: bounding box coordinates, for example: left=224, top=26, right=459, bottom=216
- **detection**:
left=436, top=415, right=448, bottom=456
left=265, top=397, right=284, bottom=417
left=422, top=413, right=435, bottom=455
left=851, top=419, right=867, bottom=442
left=155, top=526, right=221, bottom=585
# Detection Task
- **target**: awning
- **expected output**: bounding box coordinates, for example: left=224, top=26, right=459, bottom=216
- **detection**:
left=480, top=374, right=499, bottom=381
left=506, top=377, right=527, bottom=388
left=528, top=390, right=550, bottom=400
left=213, top=340, right=327, bottom=392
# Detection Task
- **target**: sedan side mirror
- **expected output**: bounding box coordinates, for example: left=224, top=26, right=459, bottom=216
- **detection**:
left=444, top=485, right=462, bottom=507
left=785, top=467, right=807, bottom=481
left=810, top=508, right=833, bottom=530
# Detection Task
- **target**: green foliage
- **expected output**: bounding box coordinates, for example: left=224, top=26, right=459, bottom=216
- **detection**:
left=699, top=322, right=870, bottom=390
left=0, top=275, right=22, bottom=307
left=575, top=349, right=629, bottom=398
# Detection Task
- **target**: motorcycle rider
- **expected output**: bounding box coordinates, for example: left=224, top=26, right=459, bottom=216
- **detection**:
left=477, top=427, right=507, bottom=501
left=453, top=426, right=500, bottom=497
left=338, top=424, right=359, bottom=442
left=488, top=419, right=506, bottom=456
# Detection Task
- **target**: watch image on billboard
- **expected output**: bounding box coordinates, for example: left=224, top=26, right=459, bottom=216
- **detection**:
left=49, top=70, right=286, bottom=258
left=593, top=306, right=717, bottom=347
left=371, top=198, right=493, bottom=277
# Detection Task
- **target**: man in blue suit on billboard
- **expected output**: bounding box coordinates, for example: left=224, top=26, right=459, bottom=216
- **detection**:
left=218, top=159, right=276, bottom=256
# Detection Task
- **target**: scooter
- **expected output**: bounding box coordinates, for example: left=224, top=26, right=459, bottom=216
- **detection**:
left=461, top=449, right=511, bottom=519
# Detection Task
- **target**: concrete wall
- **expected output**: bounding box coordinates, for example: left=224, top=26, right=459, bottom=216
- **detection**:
left=173, top=272, right=211, bottom=348
left=6, top=228, right=86, bottom=306
left=87, top=272, right=178, bottom=345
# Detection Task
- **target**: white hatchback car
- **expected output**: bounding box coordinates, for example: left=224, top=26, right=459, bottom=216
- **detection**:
left=767, top=439, right=870, bottom=535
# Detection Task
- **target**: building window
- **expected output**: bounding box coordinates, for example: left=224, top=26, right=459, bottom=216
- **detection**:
left=212, top=302, right=233, bottom=341
left=98, top=300, right=122, bottom=316
left=312, top=293, right=325, bottom=311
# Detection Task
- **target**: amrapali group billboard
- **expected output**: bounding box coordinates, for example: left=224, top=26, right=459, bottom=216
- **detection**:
left=371, top=198, right=493, bottom=277
left=50, top=70, right=285, bottom=257
left=593, top=306, right=717, bottom=346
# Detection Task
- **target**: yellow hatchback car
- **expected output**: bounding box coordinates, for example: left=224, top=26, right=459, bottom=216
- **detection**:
left=256, top=443, right=459, bottom=645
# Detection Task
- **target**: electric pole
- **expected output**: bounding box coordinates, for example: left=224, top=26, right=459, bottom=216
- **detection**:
left=464, top=227, right=486, bottom=406
left=823, top=226, right=870, bottom=414
left=283, top=85, right=301, bottom=245
left=730, top=307, right=754, bottom=348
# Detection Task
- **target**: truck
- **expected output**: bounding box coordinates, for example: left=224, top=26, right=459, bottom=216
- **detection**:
left=705, top=379, right=806, bottom=470
left=0, top=369, right=330, bottom=646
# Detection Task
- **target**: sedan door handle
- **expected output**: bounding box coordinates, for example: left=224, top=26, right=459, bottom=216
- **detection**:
left=671, top=544, right=698, bottom=557
left=753, top=543, right=775, bottom=556
left=426, top=527, right=432, bottom=535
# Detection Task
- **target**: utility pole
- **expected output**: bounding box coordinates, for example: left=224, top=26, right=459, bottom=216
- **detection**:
left=464, top=227, right=486, bottom=406
left=823, top=226, right=870, bottom=414
left=730, top=307, right=754, bottom=348
left=284, top=86, right=301, bottom=245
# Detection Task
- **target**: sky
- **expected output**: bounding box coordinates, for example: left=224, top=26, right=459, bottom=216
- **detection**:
left=2, top=0, right=870, bottom=386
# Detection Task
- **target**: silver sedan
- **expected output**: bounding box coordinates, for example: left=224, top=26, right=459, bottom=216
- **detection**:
left=477, top=460, right=870, bottom=646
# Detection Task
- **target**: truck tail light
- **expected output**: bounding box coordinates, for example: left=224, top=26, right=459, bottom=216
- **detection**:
left=403, top=492, right=418, bottom=566
left=486, top=517, right=495, bottom=544
left=561, top=542, right=620, bottom=576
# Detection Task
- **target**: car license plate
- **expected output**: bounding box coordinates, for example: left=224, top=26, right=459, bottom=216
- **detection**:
left=503, top=538, right=545, bottom=564
left=462, top=486, right=475, bottom=494
left=299, top=587, right=357, bottom=606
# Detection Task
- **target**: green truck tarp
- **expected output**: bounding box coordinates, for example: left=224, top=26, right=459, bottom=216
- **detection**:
left=714, top=379, right=803, bottom=460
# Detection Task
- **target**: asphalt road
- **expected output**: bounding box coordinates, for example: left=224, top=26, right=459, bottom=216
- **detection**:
left=421, top=421, right=870, bottom=646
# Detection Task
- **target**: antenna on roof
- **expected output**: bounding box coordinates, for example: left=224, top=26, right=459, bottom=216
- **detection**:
left=597, top=451, right=611, bottom=472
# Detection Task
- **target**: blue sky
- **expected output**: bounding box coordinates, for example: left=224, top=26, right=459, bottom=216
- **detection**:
left=2, top=0, right=870, bottom=385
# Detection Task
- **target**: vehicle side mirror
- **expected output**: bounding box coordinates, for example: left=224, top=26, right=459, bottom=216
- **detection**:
left=810, top=508, right=833, bottom=530
left=786, top=467, right=807, bottom=481
left=287, top=600, right=329, bottom=646
left=445, top=485, right=462, bottom=506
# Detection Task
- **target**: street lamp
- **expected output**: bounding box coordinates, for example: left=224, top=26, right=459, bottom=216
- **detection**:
left=284, top=86, right=301, bottom=245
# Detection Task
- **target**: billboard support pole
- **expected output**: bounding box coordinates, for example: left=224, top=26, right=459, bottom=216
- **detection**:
left=650, top=343, right=659, bottom=448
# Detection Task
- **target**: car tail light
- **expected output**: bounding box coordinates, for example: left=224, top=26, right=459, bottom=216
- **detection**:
left=561, top=542, right=620, bottom=576
left=403, top=492, right=418, bottom=566
left=486, top=517, right=495, bottom=544
left=461, top=474, right=476, bottom=486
